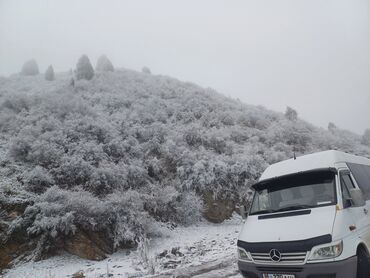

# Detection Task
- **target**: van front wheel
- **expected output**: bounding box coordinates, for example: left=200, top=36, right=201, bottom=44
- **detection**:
left=357, top=247, right=370, bottom=278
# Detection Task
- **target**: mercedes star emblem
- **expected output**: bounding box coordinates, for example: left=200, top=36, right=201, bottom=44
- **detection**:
left=269, top=249, right=282, bottom=262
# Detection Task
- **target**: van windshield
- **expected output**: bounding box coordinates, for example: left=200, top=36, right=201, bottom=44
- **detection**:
left=250, top=171, right=337, bottom=215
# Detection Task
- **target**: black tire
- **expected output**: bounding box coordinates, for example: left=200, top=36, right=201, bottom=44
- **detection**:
left=357, top=247, right=370, bottom=278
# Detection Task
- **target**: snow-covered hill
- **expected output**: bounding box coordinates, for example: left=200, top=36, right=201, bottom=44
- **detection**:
left=0, top=69, right=369, bottom=273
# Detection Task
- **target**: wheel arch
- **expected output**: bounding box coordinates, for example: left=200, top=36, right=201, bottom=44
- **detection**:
left=357, top=242, right=370, bottom=256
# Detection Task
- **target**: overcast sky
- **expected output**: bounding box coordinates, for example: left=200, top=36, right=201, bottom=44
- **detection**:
left=0, top=0, right=369, bottom=134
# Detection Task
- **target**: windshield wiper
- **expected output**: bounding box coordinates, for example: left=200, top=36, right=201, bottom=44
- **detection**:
left=249, top=209, right=276, bottom=216
left=250, top=204, right=313, bottom=216
left=274, top=204, right=313, bottom=213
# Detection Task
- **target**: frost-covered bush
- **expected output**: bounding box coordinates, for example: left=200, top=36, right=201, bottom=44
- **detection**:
left=174, top=191, right=203, bottom=225
left=25, top=166, right=54, bottom=193
left=75, top=55, right=94, bottom=80
left=44, top=65, right=55, bottom=81
left=11, top=187, right=157, bottom=251
left=96, top=55, right=114, bottom=72
left=8, top=135, right=34, bottom=162
left=54, top=156, right=93, bottom=187
left=21, top=59, right=39, bottom=76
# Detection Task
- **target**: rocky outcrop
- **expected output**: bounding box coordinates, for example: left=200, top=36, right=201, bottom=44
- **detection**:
left=202, top=191, right=236, bottom=223
left=64, top=230, right=113, bottom=261
left=0, top=199, right=34, bottom=271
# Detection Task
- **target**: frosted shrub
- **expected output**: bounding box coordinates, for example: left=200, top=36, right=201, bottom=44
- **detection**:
left=21, top=59, right=39, bottom=76
left=20, top=187, right=106, bottom=239
left=54, top=156, right=93, bottom=187
left=137, top=237, right=156, bottom=274
left=137, top=238, right=150, bottom=266
left=8, top=136, right=33, bottom=162
left=184, top=128, right=202, bottom=147
left=107, top=190, right=155, bottom=247
left=220, top=112, right=234, bottom=126
left=25, top=166, right=54, bottom=193
left=1, top=94, right=31, bottom=113
left=27, top=140, right=64, bottom=168
left=144, top=185, right=179, bottom=222
left=206, top=135, right=227, bottom=154
left=174, top=191, right=203, bottom=226
left=87, top=164, right=127, bottom=195
left=75, top=55, right=94, bottom=80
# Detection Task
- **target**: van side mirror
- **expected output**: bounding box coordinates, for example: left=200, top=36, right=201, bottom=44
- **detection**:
left=240, top=205, right=248, bottom=219
left=349, top=188, right=366, bottom=207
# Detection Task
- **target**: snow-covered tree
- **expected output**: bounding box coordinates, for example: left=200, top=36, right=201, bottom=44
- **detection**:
left=44, top=65, right=55, bottom=81
left=285, top=106, right=298, bottom=121
left=142, top=66, right=151, bottom=74
left=328, top=122, right=337, bottom=132
left=21, top=59, right=39, bottom=76
left=96, top=55, right=114, bottom=72
left=362, top=129, right=370, bottom=146
left=75, top=55, right=94, bottom=80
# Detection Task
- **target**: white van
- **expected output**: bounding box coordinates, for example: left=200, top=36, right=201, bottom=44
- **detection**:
left=238, top=150, right=370, bottom=278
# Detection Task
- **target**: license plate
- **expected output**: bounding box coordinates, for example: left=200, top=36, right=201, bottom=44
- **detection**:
left=262, top=274, right=295, bottom=278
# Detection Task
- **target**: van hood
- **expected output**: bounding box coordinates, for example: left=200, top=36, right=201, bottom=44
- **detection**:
left=238, top=205, right=336, bottom=243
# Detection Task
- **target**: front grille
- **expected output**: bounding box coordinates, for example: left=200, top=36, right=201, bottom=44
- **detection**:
left=251, top=252, right=307, bottom=264
left=256, top=266, right=304, bottom=272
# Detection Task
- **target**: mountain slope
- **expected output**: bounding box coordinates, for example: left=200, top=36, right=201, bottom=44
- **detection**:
left=0, top=69, right=369, bottom=268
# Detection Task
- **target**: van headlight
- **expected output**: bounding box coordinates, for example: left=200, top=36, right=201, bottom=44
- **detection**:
left=308, top=241, right=343, bottom=261
left=238, top=247, right=252, bottom=261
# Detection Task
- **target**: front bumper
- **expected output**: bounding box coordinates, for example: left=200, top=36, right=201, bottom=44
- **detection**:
left=238, top=256, right=357, bottom=278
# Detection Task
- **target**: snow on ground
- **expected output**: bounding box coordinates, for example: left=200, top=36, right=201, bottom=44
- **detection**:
left=3, top=215, right=244, bottom=278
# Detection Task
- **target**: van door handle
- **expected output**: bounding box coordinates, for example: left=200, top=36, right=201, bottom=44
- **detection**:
left=364, top=208, right=369, bottom=215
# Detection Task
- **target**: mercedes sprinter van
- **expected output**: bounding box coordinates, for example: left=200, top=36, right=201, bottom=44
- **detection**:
left=237, top=150, right=370, bottom=278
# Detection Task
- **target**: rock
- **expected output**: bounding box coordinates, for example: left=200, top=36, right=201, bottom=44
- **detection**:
left=72, top=270, right=86, bottom=278
left=202, top=191, right=236, bottom=223
left=0, top=240, right=32, bottom=270
left=64, top=230, right=107, bottom=261
left=158, top=250, right=168, bottom=258
left=85, top=230, right=114, bottom=255
left=0, top=199, right=36, bottom=271
left=163, top=259, right=181, bottom=269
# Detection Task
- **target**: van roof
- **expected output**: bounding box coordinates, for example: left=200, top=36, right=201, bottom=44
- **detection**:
left=260, top=150, right=370, bottom=181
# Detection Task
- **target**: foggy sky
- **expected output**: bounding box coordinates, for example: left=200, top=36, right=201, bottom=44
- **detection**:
left=0, top=0, right=369, bottom=134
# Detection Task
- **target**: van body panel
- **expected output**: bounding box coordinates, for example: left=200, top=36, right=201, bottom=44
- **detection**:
left=260, top=150, right=370, bottom=182
left=239, top=206, right=336, bottom=243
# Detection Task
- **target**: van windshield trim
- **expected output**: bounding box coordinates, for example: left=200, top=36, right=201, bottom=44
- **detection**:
left=249, top=169, right=338, bottom=216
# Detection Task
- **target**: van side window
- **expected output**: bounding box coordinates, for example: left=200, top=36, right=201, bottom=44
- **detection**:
left=340, top=173, right=354, bottom=208
left=347, top=163, right=370, bottom=200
